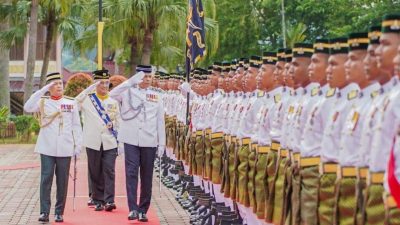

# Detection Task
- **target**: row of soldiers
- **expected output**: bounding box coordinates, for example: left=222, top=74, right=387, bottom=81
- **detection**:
left=159, top=14, right=400, bottom=225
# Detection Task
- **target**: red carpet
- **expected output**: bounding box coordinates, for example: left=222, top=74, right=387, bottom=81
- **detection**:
left=55, top=157, right=160, bottom=225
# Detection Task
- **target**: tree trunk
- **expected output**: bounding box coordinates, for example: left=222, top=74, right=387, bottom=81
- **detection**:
left=0, top=0, right=11, bottom=109
left=141, top=29, right=154, bottom=65
left=23, top=0, right=39, bottom=108
left=39, top=10, right=56, bottom=88
left=129, top=37, right=140, bottom=76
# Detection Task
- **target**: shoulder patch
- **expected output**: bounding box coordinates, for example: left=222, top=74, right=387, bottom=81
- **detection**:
left=311, top=87, right=319, bottom=96
left=326, top=88, right=336, bottom=97
left=274, top=94, right=281, bottom=103
left=347, top=90, right=358, bottom=100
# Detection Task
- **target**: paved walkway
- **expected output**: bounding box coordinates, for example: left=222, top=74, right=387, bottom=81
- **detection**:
left=0, top=145, right=190, bottom=225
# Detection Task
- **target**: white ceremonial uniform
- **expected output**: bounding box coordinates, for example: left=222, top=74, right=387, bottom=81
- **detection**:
left=24, top=88, right=82, bottom=157
left=226, top=92, right=244, bottom=135
left=320, top=83, right=360, bottom=163
left=269, top=86, right=290, bottom=145
left=300, top=85, right=336, bottom=157
left=237, top=91, right=260, bottom=139
left=257, top=87, right=282, bottom=146
left=109, top=81, right=166, bottom=148
left=251, top=90, right=270, bottom=144
left=339, top=82, right=381, bottom=167
left=76, top=92, right=121, bottom=151
left=208, top=89, right=225, bottom=133
left=291, top=83, right=320, bottom=154
left=286, top=87, right=304, bottom=152
left=280, top=88, right=296, bottom=151
left=222, top=92, right=240, bottom=135
left=370, top=77, right=400, bottom=173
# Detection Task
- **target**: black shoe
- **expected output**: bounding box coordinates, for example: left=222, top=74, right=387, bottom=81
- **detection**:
left=38, top=213, right=49, bottom=222
left=138, top=212, right=148, bottom=222
left=54, top=214, right=63, bottom=223
left=87, top=198, right=95, bottom=206
left=104, top=202, right=116, bottom=212
left=95, top=203, right=104, bottom=211
left=128, top=210, right=139, bottom=220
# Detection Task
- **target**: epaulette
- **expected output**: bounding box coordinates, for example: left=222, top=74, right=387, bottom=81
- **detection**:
left=347, top=90, right=358, bottom=100
left=311, top=87, right=319, bottom=96
left=274, top=94, right=281, bottom=103
left=326, top=88, right=336, bottom=98
left=41, top=96, right=49, bottom=99
left=63, top=96, right=75, bottom=100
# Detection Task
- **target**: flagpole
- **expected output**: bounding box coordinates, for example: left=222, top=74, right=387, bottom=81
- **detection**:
left=98, top=0, right=104, bottom=70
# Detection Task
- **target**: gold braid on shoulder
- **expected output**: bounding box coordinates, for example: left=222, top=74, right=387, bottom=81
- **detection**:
left=37, top=98, right=61, bottom=128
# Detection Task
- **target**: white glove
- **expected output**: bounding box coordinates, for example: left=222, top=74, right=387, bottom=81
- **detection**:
left=73, top=145, right=82, bottom=157
left=179, top=82, right=191, bottom=94
left=157, top=145, right=165, bottom=157
left=128, top=71, right=145, bottom=86
left=42, top=82, right=55, bottom=92
left=117, top=143, right=125, bottom=155
left=85, top=81, right=101, bottom=94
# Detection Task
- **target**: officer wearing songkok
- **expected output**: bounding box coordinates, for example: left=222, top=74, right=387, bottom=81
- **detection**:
left=370, top=13, right=400, bottom=224
left=319, top=37, right=360, bottom=225
left=278, top=42, right=313, bottom=225
left=203, top=64, right=226, bottom=203
left=222, top=58, right=246, bottom=202
left=24, top=72, right=83, bottom=223
left=259, top=48, right=285, bottom=223
left=248, top=52, right=276, bottom=221
left=297, top=38, right=331, bottom=225
left=352, top=25, right=386, bottom=225
left=220, top=59, right=243, bottom=204
left=75, top=69, right=121, bottom=212
left=109, top=65, right=166, bottom=222
left=333, top=32, right=380, bottom=225
left=232, top=55, right=261, bottom=225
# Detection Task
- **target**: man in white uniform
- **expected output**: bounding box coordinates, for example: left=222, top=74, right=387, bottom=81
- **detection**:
left=75, top=70, right=121, bottom=212
left=109, top=65, right=166, bottom=222
left=24, top=72, right=82, bottom=223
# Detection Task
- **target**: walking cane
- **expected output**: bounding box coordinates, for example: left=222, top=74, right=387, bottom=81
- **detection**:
left=159, top=147, right=163, bottom=198
left=73, top=155, right=77, bottom=211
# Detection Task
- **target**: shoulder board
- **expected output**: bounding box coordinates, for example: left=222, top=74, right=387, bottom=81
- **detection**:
left=274, top=94, right=281, bottom=103
left=347, top=90, right=358, bottom=100
left=326, top=88, right=336, bottom=98
left=41, top=96, right=49, bottom=99
left=311, top=87, right=319, bottom=96
left=63, top=96, right=75, bottom=100
left=370, top=90, right=379, bottom=99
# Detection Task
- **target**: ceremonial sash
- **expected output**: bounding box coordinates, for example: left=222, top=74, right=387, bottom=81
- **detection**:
left=89, top=93, right=118, bottom=140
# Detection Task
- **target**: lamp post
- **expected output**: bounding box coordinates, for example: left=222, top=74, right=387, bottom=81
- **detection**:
left=98, top=0, right=104, bottom=70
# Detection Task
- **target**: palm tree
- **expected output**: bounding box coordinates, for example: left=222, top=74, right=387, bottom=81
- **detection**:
left=0, top=0, right=30, bottom=108
left=0, top=0, right=12, bottom=109
left=24, top=0, right=39, bottom=106
left=285, top=23, right=307, bottom=48
left=38, top=0, right=84, bottom=87
left=71, top=0, right=218, bottom=74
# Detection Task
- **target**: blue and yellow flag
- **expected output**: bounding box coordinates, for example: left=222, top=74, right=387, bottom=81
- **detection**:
left=185, top=0, right=206, bottom=77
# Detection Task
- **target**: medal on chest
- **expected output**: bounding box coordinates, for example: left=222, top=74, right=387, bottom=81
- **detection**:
left=146, top=93, right=159, bottom=102
left=61, top=104, right=73, bottom=112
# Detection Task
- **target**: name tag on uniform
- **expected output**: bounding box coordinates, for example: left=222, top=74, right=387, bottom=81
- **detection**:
left=61, top=104, right=73, bottom=112
left=146, top=93, right=159, bottom=102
